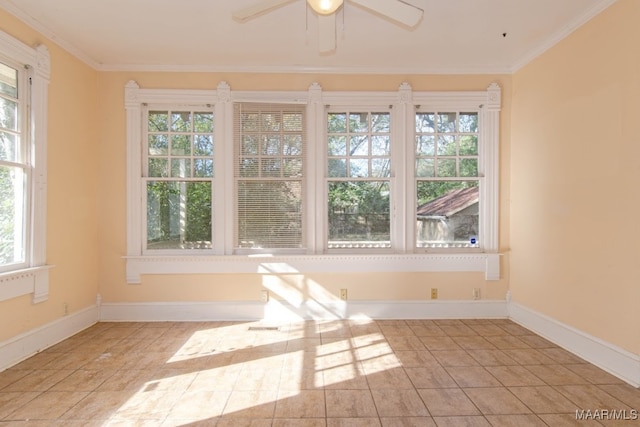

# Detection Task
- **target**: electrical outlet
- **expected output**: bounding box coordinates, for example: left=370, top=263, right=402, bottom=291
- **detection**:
left=473, top=288, right=481, bottom=300
left=431, top=288, right=438, bottom=299
left=63, top=302, right=69, bottom=316
left=340, top=289, right=348, bottom=300
left=260, top=289, right=269, bottom=302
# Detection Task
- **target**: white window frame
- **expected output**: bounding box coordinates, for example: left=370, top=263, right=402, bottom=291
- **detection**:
left=124, top=81, right=501, bottom=284
left=0, top=30, right=51, bottom=303
left=141, top=104, right=216, bottom=255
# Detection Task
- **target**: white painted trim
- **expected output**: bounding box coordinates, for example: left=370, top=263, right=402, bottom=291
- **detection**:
left=125, top=81, right=501, bottom=282
left=0, top=265, right=52, bottom=302
left=124, top=253, right=502, bottom=284
left=509, top=302, right=640, bottom=388
left=0, top=304, right=99, bottom=372
left=95, top=63, right=515, bottom=75
left=0, top=0, right=102, bottom=69
left=0, top=30, right=51, bottom=303
left=100, top=299, right=508, bottom=322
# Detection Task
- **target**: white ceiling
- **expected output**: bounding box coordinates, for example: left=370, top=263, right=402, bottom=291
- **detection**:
left=0, top=0, right=616, bottom=74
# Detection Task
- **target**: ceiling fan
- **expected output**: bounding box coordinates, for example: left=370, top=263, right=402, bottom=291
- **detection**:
left=232, top=0, right=424, bottom=54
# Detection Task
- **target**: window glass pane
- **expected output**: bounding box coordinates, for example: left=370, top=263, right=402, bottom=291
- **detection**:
left=328, top=113, right=347, bottom=133
left=350, top=136, right=369, bottom=156
left=459, top=112, right=478, bottom=133
left=328, top=181, right=390, bottom=248
left=0, top=64, right=18, bottom=98
left=241, top=112, right=259, bottom=131
left=437, top=113, right=457, bottom=133
left=416, top=135, right=435, bottom=156
left=283, top=135, right=302, bottom=156
left=0, top=165, right=26, bottom=266
left=148, top=158, right=169, bottom=177
left=416, top=181, right=479, bottom=248
left=328, top=159, right=347, bottom=177
left=283, top=158, right=302, bottom=178
left=193, top=112, right=213, bottom=132
left=0, top=131, right=18, bottom=162
left=242, top=135, right=259, bottom=155
left=349, top=112, right=369, bottom=132
left=371, top=158, right=390, bottom=178
left=437, top=135, right=456, bottom=155
left=239, top=158, right=259, bottom=177
left=349, top=159, right=368, bottom=178
left=0, top=97, right=17, bottom=131
left=194, top=135, right=213, bottom=156
left=283, top=113, right=303, bottom=132
left=0, top=63, right=18, bottom=98
left=371, top=113, right=390, bottom=132
left=237, top=181, right=302, bottom=249
left=261, top=158, right=281, bottom=177
left=416, top=113, right=435, bottom=133
left=371, top=135, right=390, bottom=156
left=436, top=158, right=456, bottom=177
left=459, top=135, right=478, bottom=155
left=146, top=108, right=214, bottom=180
left=171, top=135, right=191, bottom=156
left=194, top=158, right=213, bottom=177
left=460, top=158, right=478, bottom=177
left=416, top=158, right=435, bottom=177
left=171, top=158, right=191, bottom=178
left=262, top=135, right=280, bottom=155
left=261, top=112, right=281, bottom=132
left=328, top=136, right=346, bottom=156
left=146, top=181, right=211, bottom=250
left=148, top=134, right=168, bottom=156
left=148, top=111, right=168, bottom=132
left=171, top=112, right=192, bottom=132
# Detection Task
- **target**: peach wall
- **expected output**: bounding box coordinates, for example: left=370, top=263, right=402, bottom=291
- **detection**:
left=0, top=11, right=100, bottom=341
left=510, top=0, right=640, bottom=354
left=96, top=72, right=511, bottom=305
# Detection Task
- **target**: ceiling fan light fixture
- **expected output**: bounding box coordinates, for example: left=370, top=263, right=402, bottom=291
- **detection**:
left=307, top=0, right=343, bottom=15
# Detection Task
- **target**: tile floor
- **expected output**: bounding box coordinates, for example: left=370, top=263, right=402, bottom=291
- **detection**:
left=0, top=319, right=638, bottom=426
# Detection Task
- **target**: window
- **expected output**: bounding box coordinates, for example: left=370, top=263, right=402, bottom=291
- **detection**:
left=125, top=81, right=501, bottom=283
left=327, top=110, right=391, bottom=249
left=415, top=111, right=480, bottom=249
left=0, top=30, right=50, bottom=303
left=234, top=103, right=306, bottom=252
left=0, top=61, right=26, bottom=271
left=144, top=107, right=215, bottom=251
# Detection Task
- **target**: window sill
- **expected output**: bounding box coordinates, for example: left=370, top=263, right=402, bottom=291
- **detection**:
left=0, top=265, right=54, bottom=303
left=124, top=253, right=501, bottom=284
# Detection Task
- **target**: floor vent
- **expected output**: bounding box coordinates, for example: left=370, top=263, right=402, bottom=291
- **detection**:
left=248, top=326, right=280, bottom=331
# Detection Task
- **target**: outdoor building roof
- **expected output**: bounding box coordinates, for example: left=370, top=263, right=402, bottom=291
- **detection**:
left=416, top=186, right=479, bottom=218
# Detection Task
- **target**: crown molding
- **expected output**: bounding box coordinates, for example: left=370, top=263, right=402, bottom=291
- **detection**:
left=0, top=0, right=101, bottom=69
left=96, top=62, right=514, bottom=75
left=510, top=0, right=618, bottom=73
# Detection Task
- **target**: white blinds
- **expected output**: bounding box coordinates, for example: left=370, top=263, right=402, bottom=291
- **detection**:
left=234, top=103, right=306, bottom=250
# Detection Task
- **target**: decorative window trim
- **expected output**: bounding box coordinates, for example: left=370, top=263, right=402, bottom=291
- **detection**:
left=124, top=81, right=501, bottom=284
left=0, top=30, right=51, bottom=303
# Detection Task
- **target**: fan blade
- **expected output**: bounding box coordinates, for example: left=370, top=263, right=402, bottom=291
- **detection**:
left=232, top=0, right=297, bottom=22
left=348, top=0, right=423, bottom=28
left=317, top=14, right=337, bottom=54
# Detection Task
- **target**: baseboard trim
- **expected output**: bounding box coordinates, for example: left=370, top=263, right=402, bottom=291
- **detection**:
left=0, top=304, right=99, bottom=372
left=509, top=302, right=640, bottom=388
left=100, top=299, right=509, bottom=322
left=4, top=299, right=637, bottom=388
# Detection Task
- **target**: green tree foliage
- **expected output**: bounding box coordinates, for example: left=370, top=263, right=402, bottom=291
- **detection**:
left=147, top=181, right=211, bottom=248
